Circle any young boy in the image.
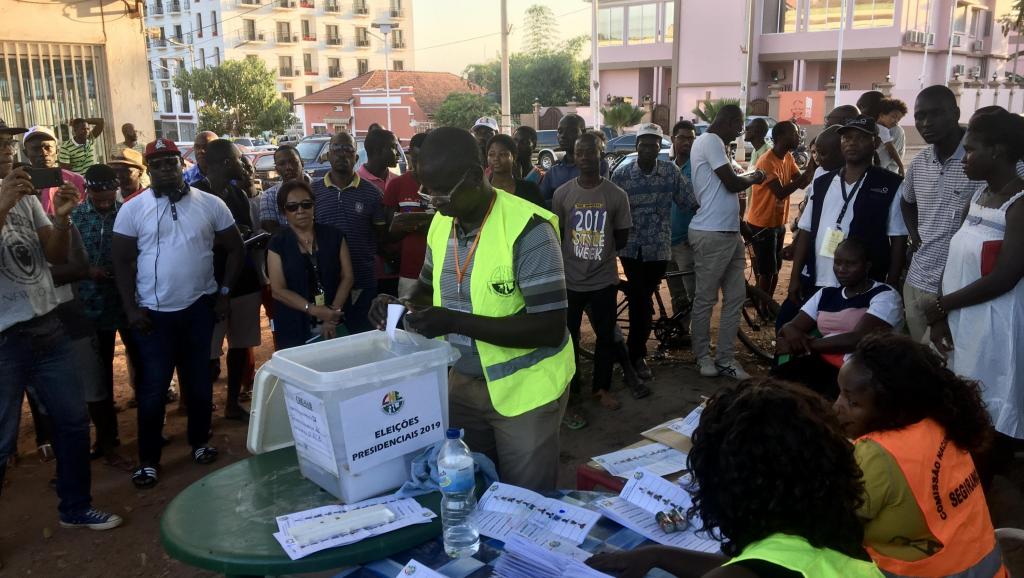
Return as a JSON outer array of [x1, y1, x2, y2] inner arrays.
[[875, 98, 907, 176]]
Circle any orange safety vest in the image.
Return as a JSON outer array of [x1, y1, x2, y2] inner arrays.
[[859, 419, 1007, 578]]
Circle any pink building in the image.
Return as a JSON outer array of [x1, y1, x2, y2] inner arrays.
[[597, 0, 1023, 127], [293, 70, 486, 142]]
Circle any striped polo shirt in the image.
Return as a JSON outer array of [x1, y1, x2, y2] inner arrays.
[[311, 172, 385, 290], [903, 138, 1024, 293], [58, 137, 96, 174], [418, 212, 568, 377]]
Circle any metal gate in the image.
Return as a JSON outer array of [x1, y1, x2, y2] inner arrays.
[[538, 107, 562, 130], [652, 104, 670, 133]]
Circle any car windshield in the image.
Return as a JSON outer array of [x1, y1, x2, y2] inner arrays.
[[296, 140, 326, 163], [254, 155, 276, 170]]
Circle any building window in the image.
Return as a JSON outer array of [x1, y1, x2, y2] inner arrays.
[[302, 19, 312, 38], [277, 21, 292, 42], [163, 89, 173, 113], [279, 55, 293, 75], [196, 13, 203, 37], [807, 0, 843, 31], [392, 29, 405, 48], [306, 85, 314, 95], [181, 88, 191, 113], [393, 60, 403, 71], [356, 27, 370, 47], [598, 6, 624, 46], [329, 57, 341, 77], [211, 11, 218, 35], [199, 48, 206, 67], [903, 0, 931, 32], [953, 5, 968, 34], [303, 52, 313, 73], [968, 8, 980, 37], [852, 0, 894, 29], [244, 19, 256, 41], [282, 92, 294, 105], [628, 4, 657, 45], [357, 58, 368, 75], [326, 24, 340, 44], [663, 1, 674, 42], [214, 47, 220, 65], [173, 24, 183, 42]]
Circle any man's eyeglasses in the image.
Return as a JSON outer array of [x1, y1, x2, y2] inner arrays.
[[417, 169, 470, 207], [284, 200, 314, 212]]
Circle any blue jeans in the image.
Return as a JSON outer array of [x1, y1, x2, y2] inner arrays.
[[0, 311, 92, 515], [133, 295, 216, 465], [343, 287, 377, 334]]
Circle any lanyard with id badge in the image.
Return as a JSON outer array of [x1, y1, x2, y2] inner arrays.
[[445, 198, 496, 348], [820, 171, 866, 259]]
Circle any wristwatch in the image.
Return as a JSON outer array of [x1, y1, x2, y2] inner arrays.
[[218, 286, 231, 296]]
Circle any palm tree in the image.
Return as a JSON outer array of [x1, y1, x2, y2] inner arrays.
[[691, 98, 741, 124], [601, 103, 645, 134]]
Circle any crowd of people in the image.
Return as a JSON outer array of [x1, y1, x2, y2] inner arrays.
[[0, 79, 1022, 577]]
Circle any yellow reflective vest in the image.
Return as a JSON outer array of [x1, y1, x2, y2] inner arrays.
[[426, 188, 573, 417], [726, 533, 884, 578]]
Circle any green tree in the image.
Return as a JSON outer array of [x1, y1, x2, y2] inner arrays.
[[433, 92, 499, 130], [601, 103, 645, 134], [692, 98, 742, 123], [523, 4, 558, 54], [174, 58, 295, 136], [1002, 1, 1024, 32], [462, 51, 590, 115]]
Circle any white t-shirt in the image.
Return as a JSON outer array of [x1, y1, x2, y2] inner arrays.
[[688, 132, 740, 232], [0, 194, 60, 332], [797, 173, 908, 287], [113, 188, 235, 312], [800, 281, 904, 329], [875, 125, 900, 173]]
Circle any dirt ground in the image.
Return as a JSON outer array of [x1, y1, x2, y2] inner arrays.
[[1, 192, 1021, 576]]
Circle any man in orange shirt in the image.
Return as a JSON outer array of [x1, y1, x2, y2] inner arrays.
[[745, 121, 814, 296]]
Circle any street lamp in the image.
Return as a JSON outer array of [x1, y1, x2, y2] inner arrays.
[[371, 21, 399, 131]]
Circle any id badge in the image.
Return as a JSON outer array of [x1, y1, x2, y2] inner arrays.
[[819, 227, 845, 259], [314, 293, 325, 307]]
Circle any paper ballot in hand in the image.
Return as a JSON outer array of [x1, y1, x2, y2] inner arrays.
[[386, 303, 406, 341]]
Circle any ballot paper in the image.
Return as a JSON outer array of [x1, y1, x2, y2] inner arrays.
[[475, 483, 601, 545], [273, 495, 435, 560], [593, 468, 719, 553], [667, 405, 703, 439], [395, 559, 446, 577], [591, 443, 687, 477], [386, 303, 405, 341], [492, 529, 613, 578]]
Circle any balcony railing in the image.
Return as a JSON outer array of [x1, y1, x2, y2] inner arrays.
[[238, 30, 265, 45], [148, 38, 167, 48], [356, 39, 370, 47], [150, 4, 164, 15], [303, 33, 317, 41], [275, 0, 295, 8], [299, 0, 314, 7], [328, 67, 343, 78], [353, 2, 368, 14], [279, 68, 296, 77], [157, 69, 170, 79], [304, 69, 318, 76], [391, 41, 405, 49], [238, 0, 262, 5], [390, 9, 404, 17], [167, 1, 181, 12], [324, 1, 339, 12], [277, 33, 298, 43], [326, 36, 341, 45]]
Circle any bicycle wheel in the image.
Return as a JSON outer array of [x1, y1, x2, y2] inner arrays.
[[738, 285, 780, 360]]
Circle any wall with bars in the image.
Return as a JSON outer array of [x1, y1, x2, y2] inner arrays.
[[0, 0, 153, 162]]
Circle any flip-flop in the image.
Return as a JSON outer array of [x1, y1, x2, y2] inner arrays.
[[562, 411, 588, 430], [131, 465, 158, 489]]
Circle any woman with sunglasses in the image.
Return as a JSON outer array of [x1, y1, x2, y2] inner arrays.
[[266, 180, 354, 349]]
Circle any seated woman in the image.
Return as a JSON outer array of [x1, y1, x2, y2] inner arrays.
[[775, 238, 902, 399], [587, 378, 883, 578], [486, 134, 545, 207], [266, 180, 354, 349], [836, 333, 1007, 578]]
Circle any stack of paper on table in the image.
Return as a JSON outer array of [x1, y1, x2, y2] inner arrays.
[[493, 527, 613, 578], [593, 468, 719, 553], [274, 494, 436, 560], [641, 404, 705, 453], [476, 482, 601, 545], [591, 442, 687, 478]]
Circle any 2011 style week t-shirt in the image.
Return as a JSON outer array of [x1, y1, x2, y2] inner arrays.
[[551, 177, 632, 291]]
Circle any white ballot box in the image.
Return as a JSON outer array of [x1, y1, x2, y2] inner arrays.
[[248, 330, 458, 502]]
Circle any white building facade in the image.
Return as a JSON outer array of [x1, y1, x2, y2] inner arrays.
[[145, 0, 413, 140]]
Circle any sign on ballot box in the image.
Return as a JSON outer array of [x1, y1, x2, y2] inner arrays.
[[339, 373, 445, 474]]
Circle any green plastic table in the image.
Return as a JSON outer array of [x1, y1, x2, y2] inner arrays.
[[160, 447, 442, 577]]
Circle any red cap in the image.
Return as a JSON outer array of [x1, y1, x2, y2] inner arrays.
[[144, 138, 182, 160]]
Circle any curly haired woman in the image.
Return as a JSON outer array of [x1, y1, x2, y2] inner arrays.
[[835, 333, 1007, 577], [587, 378, 883, 578]]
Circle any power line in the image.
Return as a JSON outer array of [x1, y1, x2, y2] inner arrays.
[[413, 6, 589, 53]]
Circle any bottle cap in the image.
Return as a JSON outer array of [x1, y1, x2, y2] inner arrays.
[[446, 428, 461, 440]]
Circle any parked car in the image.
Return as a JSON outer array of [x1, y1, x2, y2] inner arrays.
[[245, 151, 277, 187], [534, 129, 562, 171], [604, 134, 672, 163], [234, 137, 276, 152], [298, 136, 407, 180], [741, 116, 778, 160], [609, 150, 672, 176]]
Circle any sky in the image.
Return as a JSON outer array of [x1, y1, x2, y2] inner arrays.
[[411, 0, 593, 75]]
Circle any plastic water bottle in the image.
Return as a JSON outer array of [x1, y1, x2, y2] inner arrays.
[[437, 428, 479, 558]]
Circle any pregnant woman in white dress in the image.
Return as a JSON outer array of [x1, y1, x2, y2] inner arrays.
[[926, 108, 1024, 448]]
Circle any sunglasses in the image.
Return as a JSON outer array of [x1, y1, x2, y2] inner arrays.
[[284, 200, 314, 212], [417, 169, 470, 208]]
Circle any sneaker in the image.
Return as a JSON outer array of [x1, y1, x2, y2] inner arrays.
[[715, 360, 751, 380], [697, 357, 718, 377], [59, 508, 123, 531]]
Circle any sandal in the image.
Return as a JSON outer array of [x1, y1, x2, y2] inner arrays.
[[562, 409, 588, 430], [594, 391, 622, 411], [630, 382, 652, 400], [131, 465, 159, 489], [192, 446, 219, 465]]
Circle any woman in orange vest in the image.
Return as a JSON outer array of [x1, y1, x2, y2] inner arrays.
[[835, 332, 1007, 577]]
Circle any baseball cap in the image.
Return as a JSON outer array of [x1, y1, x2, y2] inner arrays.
[[838, 115, 878, 136], [84, 164, 119, 191], [108, 147, 146, 170], [0, 119, 27, 136], [23, 125, 57, 143], [472, 117, 498, 132], [144, 138, 182, 160], [636, 123, 665, 139]]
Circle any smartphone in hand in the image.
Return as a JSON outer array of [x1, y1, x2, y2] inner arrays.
[[28, 167, 63, 190]]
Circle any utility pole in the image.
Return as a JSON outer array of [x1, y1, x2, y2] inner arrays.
[[591, 0, 600, 129], [500, 0, 511, 133], [371, 21, 399, 131], [834, 0, 847, 105]]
